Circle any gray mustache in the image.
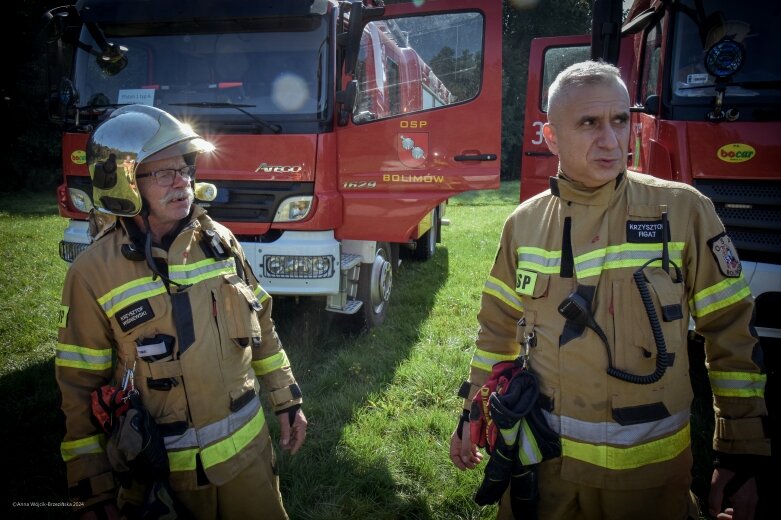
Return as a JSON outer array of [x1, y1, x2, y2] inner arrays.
[[160, 188, 194, 205]]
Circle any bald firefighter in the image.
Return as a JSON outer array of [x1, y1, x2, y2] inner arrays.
[[450, 61, 769, 520], [56, 105, 307, 519]]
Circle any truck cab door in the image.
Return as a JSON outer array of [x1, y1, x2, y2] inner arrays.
[[520, 35, 590, 201], [336, 0, 502, 243]]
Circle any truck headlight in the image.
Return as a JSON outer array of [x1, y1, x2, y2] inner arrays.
[[264, 255, 334, 279], [69, 188, 94, 213], [274, 196, 312, 222]]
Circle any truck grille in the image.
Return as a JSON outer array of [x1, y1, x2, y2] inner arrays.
[[202, 181, 313, 222], [693, 180, 781, 263]]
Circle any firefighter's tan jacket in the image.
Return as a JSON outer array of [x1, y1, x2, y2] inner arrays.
[[466, 171, 769, 489], [56, 205, 302, 508]]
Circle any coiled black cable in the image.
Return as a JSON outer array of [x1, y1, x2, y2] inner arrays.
[[606, 266, 671, 384]]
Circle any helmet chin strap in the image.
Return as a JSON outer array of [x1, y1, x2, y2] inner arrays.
[[140, 206, 183, 288]]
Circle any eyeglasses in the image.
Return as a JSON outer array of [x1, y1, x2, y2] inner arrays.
[[136, 165, 196, 187]]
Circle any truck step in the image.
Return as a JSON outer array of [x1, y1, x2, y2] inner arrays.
[[326, 298, 364, 315], [341, 253, 362, 271]]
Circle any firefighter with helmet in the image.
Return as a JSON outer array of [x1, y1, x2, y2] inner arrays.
[[56, 104, 307, 519], [450, 61, 769, 519]]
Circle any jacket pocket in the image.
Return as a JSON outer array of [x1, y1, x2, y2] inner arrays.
[[612, 267, 686, 377], [217, 274, 262, 352]]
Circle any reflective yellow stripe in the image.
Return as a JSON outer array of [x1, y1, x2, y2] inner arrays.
[[518, 418, 543, 465], [252, 350, 290, 376], [169, 258, 236, 285], [517, 246, 562, 275], [690, 276, 751, 318], [61, 433, 105, 461], [254, 285, 271, 304], [55, 344, 112, 371], [97, 277, 166, 318], [200, 406, 266, 469], [470, 348, 520, 373], [483, 276, 523, 312], [575, 243, 684, 279], [168, 448, 198, 472], [562, 423, 690, 470], [709, 370, 766, 398]]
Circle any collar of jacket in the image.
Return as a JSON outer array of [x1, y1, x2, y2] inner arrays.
[[118, 205, 207, 242], [549, 171, 626, 206]]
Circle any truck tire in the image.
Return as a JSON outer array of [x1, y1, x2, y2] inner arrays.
[[413, 208, 438, 261], [344, 242, 393, 332]]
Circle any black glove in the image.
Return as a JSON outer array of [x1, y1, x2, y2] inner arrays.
[[107, 394, 170, 484], [127, 394, 170, 482], [474, 435, 515, 506], [509, 460, 539, 520]]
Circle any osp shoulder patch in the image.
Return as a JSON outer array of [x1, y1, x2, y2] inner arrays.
[[708, 232, 742, 278], [626, 219, 670, 243], [115, 299, 155, 332], [58, 305, 69, 328], [516, 269, 538, 296]]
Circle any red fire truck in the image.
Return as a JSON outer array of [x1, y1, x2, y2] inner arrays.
[[521, 0, 780, 344], [44, 0, 502, 329]]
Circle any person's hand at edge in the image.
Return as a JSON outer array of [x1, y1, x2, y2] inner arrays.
[[277, 405, 307, 455], [450, 409, 483, 470]]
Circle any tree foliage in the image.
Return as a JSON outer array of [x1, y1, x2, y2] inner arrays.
[[502, 0, 591, 179]]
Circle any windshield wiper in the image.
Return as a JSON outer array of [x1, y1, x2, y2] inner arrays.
[[169, 102, 281, 134], [679, 80, 781, 91]]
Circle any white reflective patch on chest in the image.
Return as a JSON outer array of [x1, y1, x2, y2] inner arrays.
[[136, 341, 167, 358]]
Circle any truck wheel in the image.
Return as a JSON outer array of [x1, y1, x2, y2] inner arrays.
[[343, 242, 393, 332], [413, 208, 438, 261]]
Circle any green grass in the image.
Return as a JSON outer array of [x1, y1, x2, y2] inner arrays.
[[0, 182, 715, 519]]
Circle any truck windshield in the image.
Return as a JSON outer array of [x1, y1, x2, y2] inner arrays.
[[72, 19, 329, 126], [671, 0, 781, 103]]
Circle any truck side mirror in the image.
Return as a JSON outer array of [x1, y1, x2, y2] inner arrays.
[[644, 94, 659, 114], [336, 79, 358, 126], [40, 5, 76, 44]]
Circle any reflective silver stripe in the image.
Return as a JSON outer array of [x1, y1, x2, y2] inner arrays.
[[55, 344, 112, 370], [60, 434, 105, 461], [483, 276, 523, 311], [199, 394, 260, 447], [164, 394, 261, 451], [254, 285, 270, 304], [543, 408, 689, 446], [98, 277, 166, 318], [169, 258, 235, 284], [164, 428, 199, 450], [470, 349, 519, 372], [709, 370, 766, 398], [575, 244, 684, 279], [500, 422, 520, 445], [517, 250, 561, 273], [518, 418, 542, 465], [691, 277, 751, 318]]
